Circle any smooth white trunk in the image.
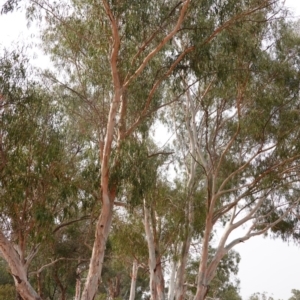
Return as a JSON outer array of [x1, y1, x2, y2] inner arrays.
[[174, 198, 193, 300], [174, 240, 190, 300], [129, 260, 139, 300], [167, 260, 177, 300], [194, 213, 213, 300], [144, 201, 165, 300]]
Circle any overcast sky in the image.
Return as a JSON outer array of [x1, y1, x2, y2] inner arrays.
[[1, 1, 300, 299]]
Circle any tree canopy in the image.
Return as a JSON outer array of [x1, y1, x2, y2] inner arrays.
[[1, 1, 300, 300]]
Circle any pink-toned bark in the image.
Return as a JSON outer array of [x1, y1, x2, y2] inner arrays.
[[81, 1, 192, 299], [0, 230, 41, 300], [81, 196, 115, 300]]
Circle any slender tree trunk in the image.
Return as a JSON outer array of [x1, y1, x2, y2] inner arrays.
[[129, 260, 139, 300], [81, 197, 114, 300], [108, 274, 121, 300], [37, 272, 43, 299], [144, 201, 165, 300], [174, 240, 190, 300], [194, 214, 213, 300], [0, 230, 42, 300], [144, 203, 158, 300], [155, 257, 165, 300], [53, 269, 66, 300], [175, 197, 193, 300], [74, 266, 81, 300], [167, 260, 176, 300]]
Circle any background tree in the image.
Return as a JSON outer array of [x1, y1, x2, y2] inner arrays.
[[288, 289, 300, 300], [0, 49, 94, 299], [248, 292, 282, 300], [0, 258, 15, 300], [166, 3, 300, 299]]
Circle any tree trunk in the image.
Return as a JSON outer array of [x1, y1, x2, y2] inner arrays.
[[108, 274, 121, 300], [174, 197, 193, 300], [144, 201, 165, 300], [37, 272, 43, 299], [81, 196, 114, 300], [154, 257, 165, 300], [74, 266, 81, 300], [167, 260, 176, 300], [194, 285, 209, 300], [129, 260, 139, 300], [174, 240, 190, 300], [193, 213, 213, 300], [0, 230, 42, 300], [53, 269, 66, 300], [0, 231, 41, 300]]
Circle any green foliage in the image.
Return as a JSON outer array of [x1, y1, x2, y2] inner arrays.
[[0, 258, 14, 299], [0, 284, 15, 300], [0, 51, 82, 243], [28, 219, 94, 300], [185, 249, 242, 299], [113, 139, 156, 204], [248, 292, 281, 300], [0, 259, 13, 286], [289, 289, 300, 300]]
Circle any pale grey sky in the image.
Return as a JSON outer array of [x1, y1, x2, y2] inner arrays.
[[1, 1, 300, 300]]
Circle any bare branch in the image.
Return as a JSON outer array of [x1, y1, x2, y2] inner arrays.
[[29, 258, 89, 276], [53, 216, 90, 234]]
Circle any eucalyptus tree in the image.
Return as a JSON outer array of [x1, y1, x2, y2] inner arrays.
[[28, 0, 195, 298], [27, 218, 95, 300], [288, 289, 300, 300], [26, 1, 282, 299], [248, 292, 280, 300], [183, 250, 242, 300], [0, 50, 93, 299], [168, 7, 300, 300]]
